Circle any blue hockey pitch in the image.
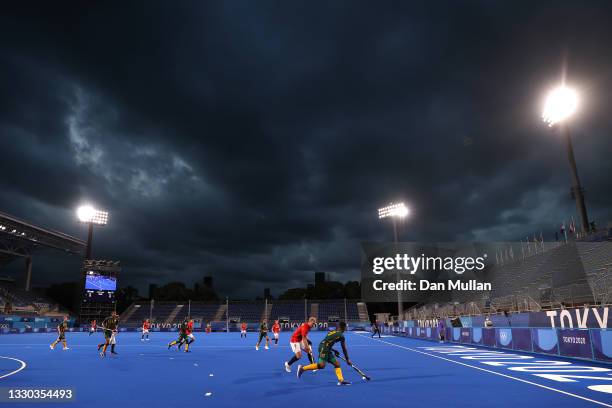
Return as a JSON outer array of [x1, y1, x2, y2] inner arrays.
[[1, 331, 611, 407]]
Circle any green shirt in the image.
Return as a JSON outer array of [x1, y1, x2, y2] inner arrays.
[[259, 322, 267, 333], [57, 321, 67, 333], [319, 329, 345, 352], [103, 317, 118, 331]]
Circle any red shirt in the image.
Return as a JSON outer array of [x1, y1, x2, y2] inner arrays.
[[272, 323, 280, 333], [186, 321, 193, 335], [91, 320, 97, 328], [290, 323, 310, 343], [241, 323, 247, 330], [143, 321, 150, 330]]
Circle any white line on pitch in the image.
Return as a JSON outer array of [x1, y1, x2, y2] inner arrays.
[[355, 333, 612, 408], [0, 356, 27, 379]]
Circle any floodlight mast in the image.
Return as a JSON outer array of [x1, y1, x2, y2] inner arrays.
[[77, 205, 109, 259], [378, 202, 409, 319], [542, 86, 590, 233]]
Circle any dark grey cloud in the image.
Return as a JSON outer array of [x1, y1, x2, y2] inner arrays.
[[1, 1, 611, 297]]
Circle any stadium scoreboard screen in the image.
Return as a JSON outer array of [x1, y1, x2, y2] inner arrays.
[[81, 260, 120, 303]]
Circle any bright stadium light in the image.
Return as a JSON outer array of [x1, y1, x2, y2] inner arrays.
[[540, 82, 590, 234], [542, 85, 578, 127], [378, 202, 409, 219], [377, 201, 410, 319], [77, 205, 109, 226], [76, 204, 109, 259]]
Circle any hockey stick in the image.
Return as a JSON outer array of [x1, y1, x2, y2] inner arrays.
[[332, 350, 371, 380]]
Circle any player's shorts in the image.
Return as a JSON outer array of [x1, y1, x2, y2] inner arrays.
[[258, 332, 267, 342], [273, 332, 279, 339], [241, 329, 246, 334], [178, 332, 188, 341], [104, 330, 117, 344], [317, 348, 337, 365], [57, 333, 66, 341], [290, 342, 302, 353], [187, 333, 195, 340], [142, 329, 149, 334]]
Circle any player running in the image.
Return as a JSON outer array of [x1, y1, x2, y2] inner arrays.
[[297, 321, 352, 385], [178, 317, 195, 352], [50, 316, 69, 350], [272, 320, 281, 345], [98, 311, 119, 357], [284, 317, 316, 372], [255, 319, 269, 350], [168, 318, 189, 351], [89, 319, 97, 336], [141, 319, 151, 341], [240, 321, 247, 338]]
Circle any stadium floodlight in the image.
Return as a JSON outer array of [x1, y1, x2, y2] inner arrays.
[[540, 83, 590, 234], [377, 202, 410, 320], [542, 85, 578, 127], [77, 205, 109, 225], [76, 204, 109, 259], [378, 202, 409, 219]]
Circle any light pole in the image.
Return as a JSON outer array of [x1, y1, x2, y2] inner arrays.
[[542, 85, 590, 234], [77, 205, 109, 259], [378, 202, 409, 319]]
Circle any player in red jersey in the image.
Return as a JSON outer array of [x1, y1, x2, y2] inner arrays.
[[272, 320, 281, 345], [240, 322, 247, 338], [141, 319, 151, 341], [89, 319, 97, 336], [284, 317, 317, 372]]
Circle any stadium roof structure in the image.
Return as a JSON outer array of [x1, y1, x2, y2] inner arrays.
[[0, 210, 85, 267]]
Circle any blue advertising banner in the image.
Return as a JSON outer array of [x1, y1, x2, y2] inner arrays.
[[557, 329, 592, 359], [472, 328, 483, 345], [511, 328, 532, 351], [483, 328, 496, 347], [532, 328, 559, 355], [460, 328, 471, 343], [592, 329, 612, 362], [496, 328, 513, 349]]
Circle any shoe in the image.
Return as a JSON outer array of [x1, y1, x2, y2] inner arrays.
[[312, 369, 318, 373], [168, 343, 172, 350], [255, 345, 259, 351], [49, 345, 54, 350], [63, 347, 69, 351], [100, 352, 105, 358], [141, 339, 144, 341], [146, 338, 150, 341], [264, 345, 269, 350], [337, 381, 351, 386], [297, 365, 304, 379], [284, 362, 291, 373]]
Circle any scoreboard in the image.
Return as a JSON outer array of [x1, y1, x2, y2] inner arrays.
[[81, 260, 120, 303]]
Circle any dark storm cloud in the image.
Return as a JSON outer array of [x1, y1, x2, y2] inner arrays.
[[1, 1, 612, 297]]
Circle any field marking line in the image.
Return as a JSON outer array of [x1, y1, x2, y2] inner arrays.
[[0, 356, 27, 379], [354, 333, 612, 408]]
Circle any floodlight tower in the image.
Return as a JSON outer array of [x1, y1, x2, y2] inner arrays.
[[77, 205, 109, 259], [542, 85, 590, 234], [378, 202, 409, 318]]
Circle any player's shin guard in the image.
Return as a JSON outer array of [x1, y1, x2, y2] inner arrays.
[[334, 368, 344, 382], [287, 355, 299, 366], [307, 352, 315, 364], [302, 363, 319, 372]]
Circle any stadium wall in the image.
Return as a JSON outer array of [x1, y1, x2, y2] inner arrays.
[[386, 308, 612, 364]]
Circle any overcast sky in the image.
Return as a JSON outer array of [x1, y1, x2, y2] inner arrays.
[[1, 1, 611, 298]]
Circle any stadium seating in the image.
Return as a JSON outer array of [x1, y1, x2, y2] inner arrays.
[[405, 239, 612, 321], [121, 299, 368, 326]]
